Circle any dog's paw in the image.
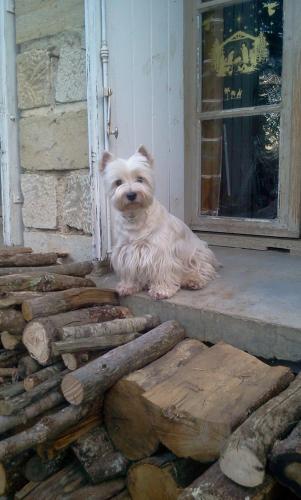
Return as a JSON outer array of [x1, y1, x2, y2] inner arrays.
[[116, 282, 141, 297], [148, 286, 179, 300], [181, 278, 205, 290]]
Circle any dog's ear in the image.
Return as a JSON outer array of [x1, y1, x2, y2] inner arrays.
[[99, 151, 114, 172], [136, 145, 154, 166]]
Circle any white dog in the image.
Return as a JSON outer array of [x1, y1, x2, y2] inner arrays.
[[100, 146, 219, 299]]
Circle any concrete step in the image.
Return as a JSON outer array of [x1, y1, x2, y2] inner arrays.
[[92, 247, 301, 362]]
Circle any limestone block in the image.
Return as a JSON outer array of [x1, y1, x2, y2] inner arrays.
[[62, 174, 91, 234], [17, 49, 57, 109], [16, 0, 84, 44], [24, 231, 92, 262], [20, 108, 88, 171], [21, 174, 58, 229], [56, 46, 86, 103]]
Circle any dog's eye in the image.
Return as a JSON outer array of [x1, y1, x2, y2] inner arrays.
[[136, 176, 144, 183], [115, 179, 123, 187]]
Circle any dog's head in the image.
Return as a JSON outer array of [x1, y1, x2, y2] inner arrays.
[[99, 145, 154, 212]]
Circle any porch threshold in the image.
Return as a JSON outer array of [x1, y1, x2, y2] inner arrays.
[[92, 247, 301, 362]]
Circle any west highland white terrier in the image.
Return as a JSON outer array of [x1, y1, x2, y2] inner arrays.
[[100, 146, 219, 300]]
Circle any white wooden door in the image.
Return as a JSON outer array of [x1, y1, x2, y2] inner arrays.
[[106, 0, 184, 218]]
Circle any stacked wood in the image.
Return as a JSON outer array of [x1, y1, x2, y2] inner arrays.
[[23, 305, 132, 364], [18, 355, 40, 378], [0, 307, 25, 333], [105, 339, 208, 460], [0, 247, 32, 256], [139, 343, 293, 461], [22, 287, 119, 320], [0, 451, 32, 496], [62, 352, 101, 371], [219, 373, 301, 487], [178, 462, 281, 500], [64, 478, 126, 500], [269, 420, 301, 497], [0, 252, 58, 267], [0, 272, 95, 292], [24, 362, 64, 391], [25, 451, 68, 481], [53, 331, 141, 354], [61, 320, 186, 405], [1, 331, 23, 350], [0, 291, 46, 309], [72, 426, 128, 483], [0, 349, 22, 367], [127, 452, 206, 500], [0, 260, 93, 277]]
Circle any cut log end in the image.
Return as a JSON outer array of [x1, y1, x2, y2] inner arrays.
[[0, 463, 6, 496], [61, 374, 84, 405], [23, 321, 51, 365], [285, 462, 301, 483], [220, 443, 265, 488]]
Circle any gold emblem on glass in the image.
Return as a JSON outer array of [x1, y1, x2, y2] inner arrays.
[[263, 2, 279, 16], [210, 31, 269, 77]]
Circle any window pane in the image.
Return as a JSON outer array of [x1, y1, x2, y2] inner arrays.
[[198, 0, 283, 112], [200, 113, 280, 219]]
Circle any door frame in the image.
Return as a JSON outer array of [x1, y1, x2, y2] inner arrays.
[[0, 0, 23, 246]]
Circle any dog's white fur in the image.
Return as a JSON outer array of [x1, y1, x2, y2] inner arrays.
[[100, 146, 219, 299]]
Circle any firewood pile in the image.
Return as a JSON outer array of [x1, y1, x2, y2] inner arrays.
[[0, 246, 299, 499]]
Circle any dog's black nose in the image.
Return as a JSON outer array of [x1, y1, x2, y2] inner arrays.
[[127, 192, 137, 201]]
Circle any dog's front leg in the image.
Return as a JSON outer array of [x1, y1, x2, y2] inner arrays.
[[116, 280, 142, 297], [148, 281, 180, 300]]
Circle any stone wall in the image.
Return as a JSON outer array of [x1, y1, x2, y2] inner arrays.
[[16, 0, 92, 261]]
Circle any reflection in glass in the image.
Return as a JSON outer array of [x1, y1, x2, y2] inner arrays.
[[200, 114, 280, 219], [199, 0, 283, 111]]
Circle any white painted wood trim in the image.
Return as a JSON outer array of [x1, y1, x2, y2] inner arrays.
[[85, 0, 108, 260], [0, 0, 23, 246]]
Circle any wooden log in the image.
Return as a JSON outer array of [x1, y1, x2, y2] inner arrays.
[[0, 367, 18, 378], [104, 339, 208, 460], [1, 331, 23, 350], [178, 462, 280, 500], [15, 480, 40, 500], [0, 451, 32, 496], [53, 331, 141, 354], [0, 349, 21, 367], [22, 287, 119, 321], [64, 479, 126, 500], [0, 246, 32, 256], [72, 426, 128, 483], [112, 491, 131, 500], [0, 291, 45, 309], [0, 308, 25, 333], [20, 462, 87, 500], [62, 320, 186, 405], [142, 343, 294, 462], [127, 452, 206, 500], [23, 305, 132, 365], [219, 372, 301, 488], [62, 351, 101, 370], [269, 420, 301, 497], [0, 272, 95, 292], [24, 362, 64, 391], [0, 380, 24, 399], [0, 400, 100, 461], [0, 252, 58, 267], [17, 355, 40, 378], [0, 260, 93, 277], [37, 413, 101, 459], [61, 314, 160, 340], [25, 451, 68, 482], [0, 370, 67, 416]]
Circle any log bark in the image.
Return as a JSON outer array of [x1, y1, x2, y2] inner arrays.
[[0, 380, 24, 398], [22, 287, 119, 321], [25, 451, 68, 482], [0, 246, 32, 256], [0, 370, 67, 415], [62, 352, 101, 370], [0, 367, 18, 377], [0, 272, 95, 292], [127, 452, 205, 500], [61, 314, 160, 340], [0, 252, 58, 267], [17, 355, 40, 378], [24, 362, 64, 391], [62, 320, 186, 405], [0, 291, 45, 309], [0, 349, 21, 367], [53, 331, 141, 354], [269, 420, 301, 497], [0, 389, 64, 434], [104, 339, 207, 460], [0, 260, 93, 277], [0, 451, 32, 496], [1, 331, 23, 350], [15, 481, 40, 500], [64, 479, 126, 500], [142, 342, 294, 462], [178, 462, 280, 500], [219, 372, 301, 488], [0, 308, 25, 333], [19, 462, 87, 500], [0, 400, 100, 461], [23, 305, 132, 365], [72, 426, 128, 483]]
